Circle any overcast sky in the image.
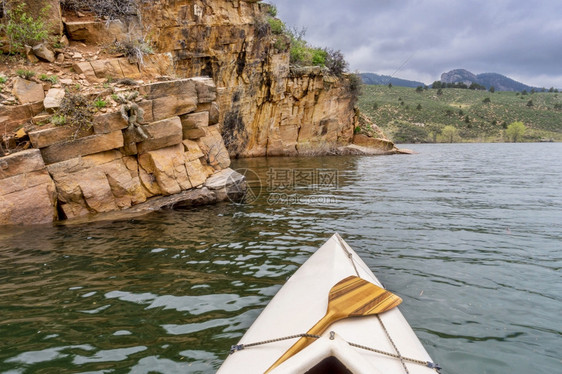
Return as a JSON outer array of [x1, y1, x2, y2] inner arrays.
[[270, 0, 562, 88]]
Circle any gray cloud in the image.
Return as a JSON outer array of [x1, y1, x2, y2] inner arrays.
[[271, 0, 562, 88]]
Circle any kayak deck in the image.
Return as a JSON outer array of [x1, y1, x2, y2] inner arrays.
[[218, 233, 439, 374]]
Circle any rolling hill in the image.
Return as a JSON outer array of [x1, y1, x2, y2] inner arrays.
[[357, 84, 562, 143]]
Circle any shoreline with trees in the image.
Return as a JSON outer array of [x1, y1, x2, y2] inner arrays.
[[357, 84, 562, 144]]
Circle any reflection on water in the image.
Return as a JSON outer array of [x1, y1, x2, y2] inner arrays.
[[1, 143, 561, 374]]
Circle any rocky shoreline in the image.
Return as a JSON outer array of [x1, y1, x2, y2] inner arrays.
[[54, 167, 247, 226], [0, 77, 242, 225]]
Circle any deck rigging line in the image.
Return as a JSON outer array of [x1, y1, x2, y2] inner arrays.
[[230, 333, 321, 354], [338, 234, 414, 373], [229, 331, 441, 373], [336, 233, 360, 277], [376, 314, 410, 373]]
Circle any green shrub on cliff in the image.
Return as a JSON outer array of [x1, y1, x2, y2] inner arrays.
[[287, 29, 324, 67], [285, 29, 349, 76], [311, 48, 327, 66], [268, 18, 285, 35], [288, 31, 308, 64], [1, 3, 51, 54], [259, 4, 350, 75], [266, 4, 278, 17]]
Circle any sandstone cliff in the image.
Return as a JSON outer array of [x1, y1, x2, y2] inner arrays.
[[109, 0, 363, 157], [0, 0, 397, 225]]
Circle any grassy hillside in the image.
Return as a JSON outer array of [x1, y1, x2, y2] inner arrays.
[[357, 85, 562, 143]]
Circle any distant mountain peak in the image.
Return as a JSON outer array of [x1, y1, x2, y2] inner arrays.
[[359, 73, 425, 88], [440, 69, 538, 92], [440, 69, 477, 86], [361, 70, 547, 92]]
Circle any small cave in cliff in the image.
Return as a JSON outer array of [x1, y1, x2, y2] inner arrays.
[[55, 201, 68, 222]]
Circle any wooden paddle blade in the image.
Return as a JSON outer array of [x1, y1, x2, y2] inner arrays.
[[329, 276, 402, 317], [265, 276, 401, 373]]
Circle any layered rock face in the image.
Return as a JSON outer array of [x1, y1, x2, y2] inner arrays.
[[139, 0, 358, 157], [0, 78, 237, 224]]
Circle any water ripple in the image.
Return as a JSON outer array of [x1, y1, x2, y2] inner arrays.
[[1, 144, 561, 374], [104, 291, 264, 315]]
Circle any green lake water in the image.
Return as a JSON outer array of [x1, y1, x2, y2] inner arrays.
[[1, 143, 560, 373]]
